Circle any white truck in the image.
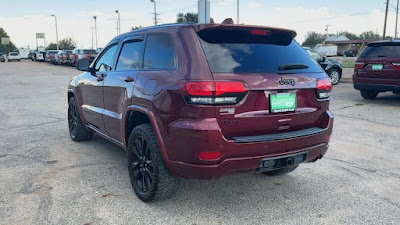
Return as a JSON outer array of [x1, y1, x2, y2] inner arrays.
[[314, 45, 337, 57], [18, 48, 30, 59]]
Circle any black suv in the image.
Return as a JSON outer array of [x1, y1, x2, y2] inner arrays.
[[304, 47, 343, 85]]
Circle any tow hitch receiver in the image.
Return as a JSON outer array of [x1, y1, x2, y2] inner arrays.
[[258, 152, 307, 172]]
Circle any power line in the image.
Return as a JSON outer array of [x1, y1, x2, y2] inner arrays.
[[293, 10, 385, 24]]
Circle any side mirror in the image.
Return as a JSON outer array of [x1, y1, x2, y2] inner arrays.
[[319, 56, 326, 62], [77, 59, 91, 72]]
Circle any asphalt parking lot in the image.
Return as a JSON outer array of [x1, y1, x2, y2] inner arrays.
[[1, 61, 399, 225]]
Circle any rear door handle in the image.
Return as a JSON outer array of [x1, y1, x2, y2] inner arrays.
[[124, 76, 135, 82]]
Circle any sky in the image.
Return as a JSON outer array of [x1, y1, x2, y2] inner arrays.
[[0, 0, 397, 49]]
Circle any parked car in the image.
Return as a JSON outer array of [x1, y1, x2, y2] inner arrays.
[[7, 52, 21, 61], [0, 53, 5, 62], [61, 50, 73, 65], [70, 49, 98, 67], [46, 50, 59, 62], [53, 50, 65, 65], [28, 52, 33, 60], [304, 47, 343, 85], [344, 49, 358, 57], [353, 40, 400, 99], [69, 22, 333, 202], [33, 51, 46, 61]]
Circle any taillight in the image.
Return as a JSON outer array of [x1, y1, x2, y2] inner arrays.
[[355, 62, 365, 69], [180, 81, 247, 105], [74, 54, 78, 60], [87, 53, 91, 60], [392, 62, 400, 69], [316, 78, 332, 99]]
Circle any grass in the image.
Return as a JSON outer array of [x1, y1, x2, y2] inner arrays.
[[341, 61, 355, 68]]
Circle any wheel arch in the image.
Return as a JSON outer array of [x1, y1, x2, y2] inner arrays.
[[124, 106, 172, 169]]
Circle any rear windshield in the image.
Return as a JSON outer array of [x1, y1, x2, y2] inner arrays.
[[198, 29, 322, 73], [10, 53, 18, 56], [359, 44, 400, 58], [84, 50, 97, 54]]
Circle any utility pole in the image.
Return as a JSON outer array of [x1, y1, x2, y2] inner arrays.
[[150, 0, 158, 25], [90, 27, 94, 50], [115, 10, 120, 35], [237, 0, 240, 24], [383, 0, 389, 39], [51, 15, 59, 50], [93, 16, 98, 49], [325, 25, 330, 38], [396, 0, 399, 38]]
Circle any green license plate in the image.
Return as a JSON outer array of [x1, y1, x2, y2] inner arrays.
[[372, 64, 383, 70], [270, 93, 297, 113]]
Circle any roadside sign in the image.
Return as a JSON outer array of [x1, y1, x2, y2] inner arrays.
[[36, 33, 45, 39], [1, 37, 10, 45]]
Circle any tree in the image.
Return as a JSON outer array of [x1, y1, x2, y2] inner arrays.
[[131, 26, 143, 30], [58, 37, 76, 50], [47, 43, 58, 50], [302, 31, 328, 48], [337, 30, 358, 40], [0, 27, 17, 54], [359, 31, 381, 39], [176, 12, 214, 23]]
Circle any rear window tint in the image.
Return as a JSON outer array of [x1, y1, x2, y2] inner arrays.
[[10, 53, 18, 56], [198, 29, 322, 73], [359, 44, 400, 58]]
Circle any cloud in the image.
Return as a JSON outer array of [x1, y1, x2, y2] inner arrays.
[[248, 2, 262, 8], [87, 10, 103, 17]]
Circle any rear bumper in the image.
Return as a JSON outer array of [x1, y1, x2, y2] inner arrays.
[[169, 142, 329, 179], [353, 74, 400, 92], [354, 83, 400, 93], [166, 110, 333, 180]]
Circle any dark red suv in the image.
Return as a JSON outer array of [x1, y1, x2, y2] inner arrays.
[[68, 22, 333, 202], [354, 40, 400, 99]]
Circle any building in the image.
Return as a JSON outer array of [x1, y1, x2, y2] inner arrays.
[[324, 36, 381, 56]]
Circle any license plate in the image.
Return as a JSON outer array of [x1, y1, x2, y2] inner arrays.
[[372, 64, 383, 70], [270, 93, 296, 113]]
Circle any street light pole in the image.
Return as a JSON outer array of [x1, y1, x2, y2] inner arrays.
[[90, 27, 94, 50], [150, 0, 157, 25], [93, 16, 98, 49], [396, 0, 399, 38], [115, 10, 120, 35], [51, 15, 59, 50], [237, 0, 239, 24]]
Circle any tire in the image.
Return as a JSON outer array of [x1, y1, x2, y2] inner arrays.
[[128, 124, 180, 202], [68, 97, 93, 141], [262, 165, 299, 176], [328, 68, 341, 85], [361, 90, 378, 100]]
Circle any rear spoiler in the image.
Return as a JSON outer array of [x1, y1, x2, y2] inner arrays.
[[193, 24, 297, 39], [196, 24, 296, 46]]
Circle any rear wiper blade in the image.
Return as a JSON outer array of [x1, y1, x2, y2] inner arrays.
[[278, 64, 309, 71]]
